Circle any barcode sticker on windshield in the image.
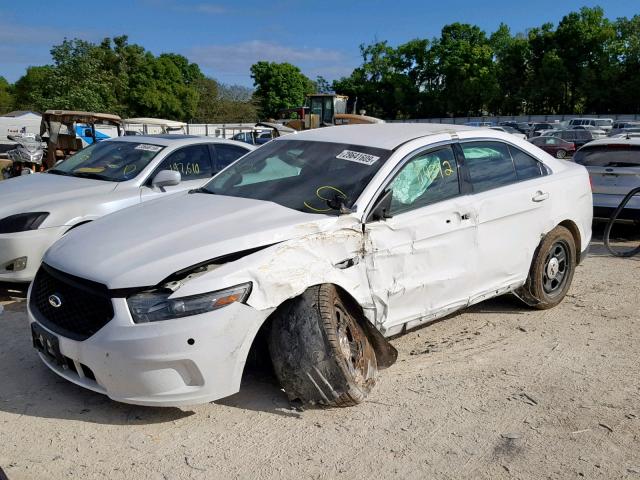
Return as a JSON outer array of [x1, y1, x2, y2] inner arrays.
[[135, 144, 162, 152], [336, 150, 380, 165]]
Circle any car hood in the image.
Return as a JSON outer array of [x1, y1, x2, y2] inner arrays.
[[45, 192, 338, 289], [0, 173, 116, 223]]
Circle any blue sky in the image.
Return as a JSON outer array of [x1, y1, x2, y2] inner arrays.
[[0, 0, 637, 87]]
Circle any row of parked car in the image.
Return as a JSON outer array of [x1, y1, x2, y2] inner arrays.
[[0, 122, 635, 410]]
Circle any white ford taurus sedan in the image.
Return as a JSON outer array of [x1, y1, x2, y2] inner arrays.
[[28, 124, 592, 407], [0, 135, 253, 282]]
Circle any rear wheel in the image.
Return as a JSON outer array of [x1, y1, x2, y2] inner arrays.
[[556, 149, 567, 159], [516, 226, 576, 309], [268, 284, 378, 407]]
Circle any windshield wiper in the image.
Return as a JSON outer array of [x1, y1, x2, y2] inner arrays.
[[326, 192, 352, 214], [47, 169, 71, 176], [189, 187, 215, 194], [71, 172, 113, 181]]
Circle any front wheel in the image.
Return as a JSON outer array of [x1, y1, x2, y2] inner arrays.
[[556, 149, 567, 159], [516, 225, 576, 309], [268, 284, 378, 407]]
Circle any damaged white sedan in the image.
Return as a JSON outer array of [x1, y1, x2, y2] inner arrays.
[[28, 124, 592, 407]]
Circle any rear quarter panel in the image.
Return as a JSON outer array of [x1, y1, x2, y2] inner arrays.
[[545, 159, 593, 253]]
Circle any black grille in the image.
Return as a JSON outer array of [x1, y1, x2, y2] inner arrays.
[[30, 264, 114, 341]]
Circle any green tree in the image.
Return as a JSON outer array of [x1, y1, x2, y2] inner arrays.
[[13, 65, 56, 112], [0, 76, 14, 114], [314, 75, 333, 93], [250, 61, 314, 118], [434, 23, 499, 116], [614, 15, 640, 112], [490, 25, 529, 114], [555, 6, 617, 113]]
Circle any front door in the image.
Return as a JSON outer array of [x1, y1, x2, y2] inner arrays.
[[364, 144, 476, 336]]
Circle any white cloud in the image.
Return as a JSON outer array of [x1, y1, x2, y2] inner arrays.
[[189, 40, 353, 83], [137, 0, 228, 14], [190, 3, 227, 14]]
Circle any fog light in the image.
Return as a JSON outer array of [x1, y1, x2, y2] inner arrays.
[[4, 256, 27, 272]]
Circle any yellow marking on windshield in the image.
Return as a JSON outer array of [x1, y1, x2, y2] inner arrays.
[[304, 186, 348, 212]]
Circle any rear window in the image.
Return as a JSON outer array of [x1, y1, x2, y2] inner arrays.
[[574, 145, 640, 167]]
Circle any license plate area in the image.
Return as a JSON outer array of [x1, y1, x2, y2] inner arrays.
[[31, 323, 65, 367]]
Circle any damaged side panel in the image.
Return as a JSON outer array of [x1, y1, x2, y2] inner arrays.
[[362, 195, 478, 336], [171, 216, 376, 320]]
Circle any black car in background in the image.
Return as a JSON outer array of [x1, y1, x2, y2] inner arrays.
[[529, 123, 556, 137], [499, 121, 529, 134]]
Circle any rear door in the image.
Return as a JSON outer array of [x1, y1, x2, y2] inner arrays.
[[211, 144, 252, 173], [458, 140, 553, 302], [140, 143, 214, 201]]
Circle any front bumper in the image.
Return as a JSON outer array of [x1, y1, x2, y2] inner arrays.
[[0, 227, 66, 282], [28, 296, 272, 407]]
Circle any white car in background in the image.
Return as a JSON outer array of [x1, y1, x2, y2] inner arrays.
[[28, 124, 592, 408], [0, 135, 254, 282]]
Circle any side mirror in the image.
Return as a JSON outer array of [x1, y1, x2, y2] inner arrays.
[[152, 169, 181, 190], [84, 128, 93, 137], [367, 189, 394, 222]]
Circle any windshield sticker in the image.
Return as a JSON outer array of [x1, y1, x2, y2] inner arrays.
[[135, 144, 162, 152], [336, 150, 380, 166]]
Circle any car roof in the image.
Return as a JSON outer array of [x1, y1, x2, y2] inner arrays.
[[278, 123, 478, 150], [579, 137, 640, 148], [105, 134, 255, 149]]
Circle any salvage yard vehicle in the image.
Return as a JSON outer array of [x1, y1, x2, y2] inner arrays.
[[551, 129, 596, 149], [0, 135, 254, 282], [27, 124, 592, 408], [40, 110, 124, 169], [574, 137, 640, 221], [529, 135, 576, 159]]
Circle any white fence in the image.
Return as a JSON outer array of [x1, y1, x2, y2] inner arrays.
[[388, 114, 640, 125], [124, 122, 257, 139]]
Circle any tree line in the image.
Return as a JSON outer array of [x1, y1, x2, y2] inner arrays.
[[1, 6, 639, 121], [0, 36, 258, 123], [332, 6, 640, 119]]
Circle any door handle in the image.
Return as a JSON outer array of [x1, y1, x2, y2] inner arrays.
[[532, 191, 549, 202]]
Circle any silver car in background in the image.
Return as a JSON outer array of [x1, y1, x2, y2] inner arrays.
[[0, 135, 254, 282], [574, 137, 640, 221]]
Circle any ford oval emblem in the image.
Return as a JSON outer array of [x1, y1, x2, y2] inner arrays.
[[48, 294, 63, 308]]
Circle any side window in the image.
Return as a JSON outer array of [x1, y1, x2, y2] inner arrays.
[[215, 145, 250, 171], [461, 141, 517, 193], [388, 146, 460, 215], [508, 146, 543, 181], [155, 144, 212, 180]]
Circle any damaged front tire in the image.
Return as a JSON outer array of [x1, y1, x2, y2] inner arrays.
[[268, 284, 378, 407]]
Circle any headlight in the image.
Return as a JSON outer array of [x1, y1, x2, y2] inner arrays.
[[127, 283, 252, 323], [0, 212, 49, 234]]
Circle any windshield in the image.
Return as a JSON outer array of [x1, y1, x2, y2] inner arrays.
[[202, 140, 392, 214], [574, 145, 640, 167], [48, 141, 165, 182]]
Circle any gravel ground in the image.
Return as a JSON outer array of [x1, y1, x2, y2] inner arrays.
[[0, 225, 639, 480]]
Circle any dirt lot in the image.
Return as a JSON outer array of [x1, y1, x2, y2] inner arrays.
[[1, 226, 639, 480]]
